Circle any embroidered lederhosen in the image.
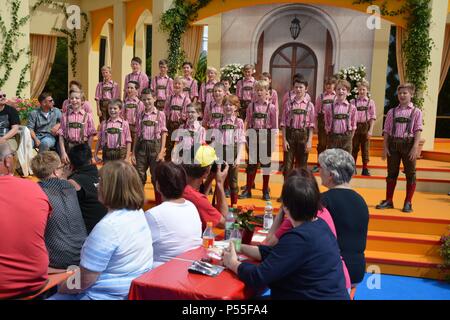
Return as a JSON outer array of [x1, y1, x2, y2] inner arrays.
[[238, 81, 254, 120], [155, 76, 169, 111], [317, 93, 335, 155], [202, 85, 214, 113], [220, 117, 240, 193], [328, 102, 352, 153], [65, 112, 88, 151], [165, 95, 187, 161], [352, 99, 372, 164], [387, 106, 417, 183], [183, 79, 195, 100], [103, 121, 126, 161], [247, 102, 272, 172], [135, 110, 162, 185], [100, 83, 114, 121]]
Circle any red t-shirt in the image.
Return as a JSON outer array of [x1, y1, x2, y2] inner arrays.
[[183, 185, 222, 230], [0, 176, 51, 299]]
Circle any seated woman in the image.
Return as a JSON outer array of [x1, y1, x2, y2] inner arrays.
[[49, 161, 153, 300], [31, 151, 87, 269], [145, 162, 202, 268], [223, 173, 349, 300], [318, 148, 369, 287]]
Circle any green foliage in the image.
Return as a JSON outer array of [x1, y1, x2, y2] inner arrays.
[[43, 37, 68, 106], [353, 0, 433, 110], [220, 63, 244, 94], [160, 0, 212, 78], [439, 231, 450, 282], [194, 50, 207, 84], [234, 205, 262, 232]]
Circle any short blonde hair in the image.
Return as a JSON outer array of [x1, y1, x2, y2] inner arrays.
[[357, 80, 370, 89], [101, 66, 112, 72], [206, 66, 218, 75], [335, 79, 351, 92], [173, 76, 186, 86], [243, 64, 254, 71], [99, 160, 144, 210], [223, 94, 240, 111], [31, 151, 61, 179], [69, 89, 86, 102], [397, 83, 415, 95], [254, 80, 269, 91]]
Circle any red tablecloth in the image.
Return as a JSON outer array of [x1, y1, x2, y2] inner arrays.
[[128, 246, 256, 300]]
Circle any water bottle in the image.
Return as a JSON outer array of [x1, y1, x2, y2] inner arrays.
[[230, 223, 242, 252], [202, 221, 215, 248], [224, 207, 235, 240], [263, 201, 273, 231]]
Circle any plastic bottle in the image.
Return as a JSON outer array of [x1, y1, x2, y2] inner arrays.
[[230, 223, 242, 252], [263, 201, 273, 231], [202, 221, 215, 248], [224, 207, 236, 240]]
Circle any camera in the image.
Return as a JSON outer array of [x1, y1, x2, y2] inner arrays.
[[210, 161, 227, 173]]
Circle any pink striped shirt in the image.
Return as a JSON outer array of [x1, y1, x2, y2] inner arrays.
[[176, 121, 206, 149], [135, 107, 168, 141], [236, 77, 256, 101], [324, 100, 357, 134], [123, 72, 150, 98], [352, 97, 376, 123], [199, 80, 218, 106], [62, 100, 92, 114], [383, 103, 423, 138], [315, 91, 336, 115], [280, 96, 316, 130], [58, 109, 96, 143], [151, 75, 173, 101], [217, 115, 246, 146], [282, 90, 311, 108], [269, 89, 279, 110], [95, 80, 120, 101], [183, 76, 199, 100], [99, 118, 132, 149], [202, 100, 223, 129], [246, 100, 278, 130], [122, 97, 144, 126], [164, 93, 191, 123]]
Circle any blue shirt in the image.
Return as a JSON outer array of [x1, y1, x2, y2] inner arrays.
[[80, 208, 153, 300], [238, 218, 349, 300]]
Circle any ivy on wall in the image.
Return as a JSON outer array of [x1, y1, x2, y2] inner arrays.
[[0, 0, 89, 97], [353, 0, 433, 110], [160, 0, 212, 78]]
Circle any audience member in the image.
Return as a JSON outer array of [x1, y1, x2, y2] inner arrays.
[[0, 89, 20, 151], [0, 142, 51, 299], [31, 151, 87, 269], [145, 162, 202, 268]]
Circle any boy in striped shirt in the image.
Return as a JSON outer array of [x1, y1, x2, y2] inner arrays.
[[95, 66, 120, 122], [236, 64, 256, 120], [152, 59, 174, 111], [182, 61, 199, 103], [123, 81, 145, 151], [199, 66, 218, 113], [123, 57, 149, 99]]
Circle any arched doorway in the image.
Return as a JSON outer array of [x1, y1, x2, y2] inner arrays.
[[270, 42, 318, 104]]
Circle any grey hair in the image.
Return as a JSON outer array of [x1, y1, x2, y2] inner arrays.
[[318, 148, 355, 185], [0, 142, 12, 161]]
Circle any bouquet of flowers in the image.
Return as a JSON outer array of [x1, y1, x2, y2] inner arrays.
[[234, 205, 262, 232], [220, 63, 244, 94], [337, 65, 367, 101], [13, 98, 40, 122]]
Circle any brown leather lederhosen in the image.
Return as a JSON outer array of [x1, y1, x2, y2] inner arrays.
[[352, 99, 372, 164], [124, 101, 139, 151], [238, 81, 254, 120], [219, 117, 240, 194], [102, 121, 127, 162], [155, 76, 169, 111], [165, 95, 187, 161], [284, 101, 312, 174], [317, 93, 335, 155], [247, 102, 272, 175], [387, 106, 417, 184], [65, 112, 88, 152], [183, 79, 195, 100], [327, 102, 352, 154], [99, 84, 113, 122], [134, 110, 162, 185]]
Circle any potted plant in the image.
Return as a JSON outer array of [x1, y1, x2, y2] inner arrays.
[[439, 231, 450, 282], [234, 205, 262, 244], [12, 98, 40, 125]]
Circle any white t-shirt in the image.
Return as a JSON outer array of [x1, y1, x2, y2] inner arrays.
[[145, 200, 202, 268]]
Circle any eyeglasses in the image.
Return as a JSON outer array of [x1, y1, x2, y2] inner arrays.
[[0, 94, 6, 98]]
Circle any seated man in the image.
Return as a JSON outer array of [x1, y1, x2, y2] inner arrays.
[[27, 92, 61, 153], [182, 145, 228, 230], [0, 89, 20, 151], [0, 142, 51, 299]]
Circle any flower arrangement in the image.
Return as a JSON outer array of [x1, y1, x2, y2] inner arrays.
[[220, 63, 244, 94], [337, 65, 367, 101], [13, 98, 40, 122], [439, 232, 450, 282], [234, 205, 262, 232]]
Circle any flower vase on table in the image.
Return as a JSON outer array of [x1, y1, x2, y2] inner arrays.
[[234, 205, 261, 245]]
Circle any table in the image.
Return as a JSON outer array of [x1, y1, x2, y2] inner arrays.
[[128, 246, 256, 300]]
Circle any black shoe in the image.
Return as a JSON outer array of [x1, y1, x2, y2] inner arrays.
[[262, 190, 271, 201], [361, 168, 371, 176], [376, 200, 394, 209], [225, 188, 230, 198], [276, 197, 281, 203], [239, 189, 252, 199], [402, 202, 413, 213], [241, 183, 256, 191]]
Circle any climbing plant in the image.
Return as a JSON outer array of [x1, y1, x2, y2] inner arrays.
[[353, 0, 433, 109], [160, 0, 212, 78]]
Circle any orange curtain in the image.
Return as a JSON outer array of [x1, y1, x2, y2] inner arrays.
[[182, 26, 204, 66], [30, 34, 57, 98], [396, 26, 406, 84], [439, 24, 450, 91]]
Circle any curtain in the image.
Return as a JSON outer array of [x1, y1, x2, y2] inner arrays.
[[30, 34, 57, 98], [439, 24, 450, 91], [396, 26, 406, 84], [182, 26, 203, 67]]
